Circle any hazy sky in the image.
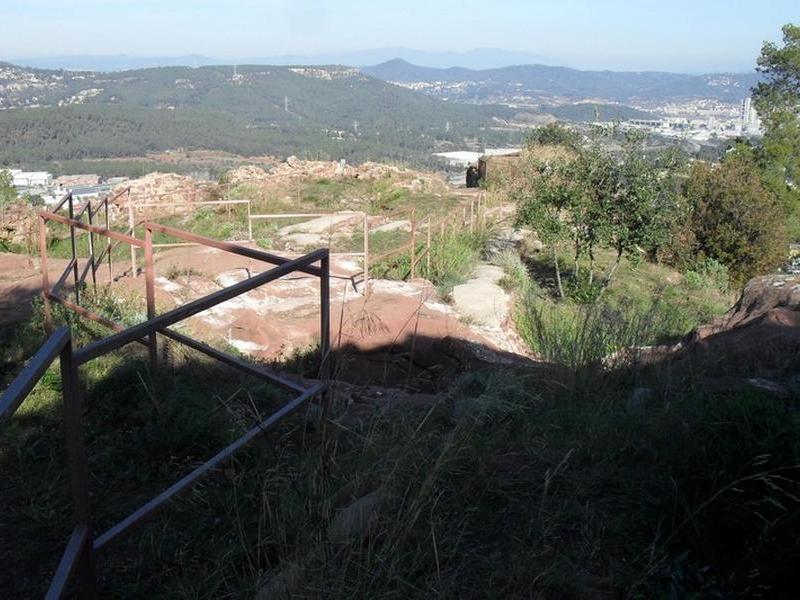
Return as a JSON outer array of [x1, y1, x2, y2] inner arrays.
[[1, 0, 795, 72]]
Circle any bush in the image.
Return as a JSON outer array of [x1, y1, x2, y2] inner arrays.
[[679, 148, 789, 285], [683, 257, 729, 293]]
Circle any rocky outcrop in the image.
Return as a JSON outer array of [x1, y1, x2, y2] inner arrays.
[[0, 203, 35, 248], [112, 172, 208, 208], [224, 165, 271, 187], [631, 275, 800, 394], [677, 274, 800, 378], [222, 159, 447, 191]]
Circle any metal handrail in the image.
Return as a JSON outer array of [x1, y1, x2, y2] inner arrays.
[[0, 326, 96, 598], [6, 213, 333, 597], [0, 326, 70, 423]]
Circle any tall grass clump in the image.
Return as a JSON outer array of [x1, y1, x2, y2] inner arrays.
[[418, 228, 483, 293], [683, 257, 730, 293], [372, 220, 491, 294], [516, 297, 658, 369]]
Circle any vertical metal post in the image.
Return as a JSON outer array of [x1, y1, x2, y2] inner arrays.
[[362, 212, 369, 294], [38, 216, 53, 334], [59, 340, 98, 597], [128, 189, 137, 278], [426, 216, 432, 274], [86, 200, 97, 289], [410, 217, 417, 279], [68, 194, 80, 304], [319, 250, 331, 378], [104, 199, 113, 283], [144, 226, 158, 376], [247, 200, 253, 242], [470, 199, 475, 233]]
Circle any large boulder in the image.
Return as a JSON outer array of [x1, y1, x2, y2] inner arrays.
[[677, 274, 800, 378], [633, 275, 800, 388], [112, 172, 206, 208]]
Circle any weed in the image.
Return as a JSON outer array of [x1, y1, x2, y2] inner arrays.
[[684, 257, 730, 293], [164, 265, 202, 281]]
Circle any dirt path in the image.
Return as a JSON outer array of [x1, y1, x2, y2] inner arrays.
[[0, 253, 71, 328]]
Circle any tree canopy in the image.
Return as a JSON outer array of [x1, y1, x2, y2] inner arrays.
[[753, 23, 800, 238], [0, 169, 17, 208]]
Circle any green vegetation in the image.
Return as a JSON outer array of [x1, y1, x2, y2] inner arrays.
[[541, 102, 654, 122], [499, 245, 732, 365], [370, 219, 490, 294], [753, 23, 800, 238], [0, 64, 521, 171], [510, 123, 789, 293], [676, 145, 788, 284], [2, 285, 797, 597], [0, 168, 16, 209], [512, 129, 682, 299]]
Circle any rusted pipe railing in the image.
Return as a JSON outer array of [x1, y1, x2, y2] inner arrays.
[[9, 217, 333, 597], [0, 327, 97, 599]]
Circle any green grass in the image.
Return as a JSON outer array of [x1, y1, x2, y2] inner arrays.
[[370, 225, 487, 294], [0, 299, 304, 598], [508, 247, 734, 364], [1, 268, 798, 597]]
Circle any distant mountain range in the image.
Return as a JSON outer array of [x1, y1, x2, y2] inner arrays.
[[10, 48, 551, 73], [0, 62, 516, 170], [0, 55, 759, 173], [361, 59, 760, 104], [8, 52, 759, 106]]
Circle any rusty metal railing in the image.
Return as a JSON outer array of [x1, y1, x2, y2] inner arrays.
[[0, 327, 96, 599], [1, 195, 332, 598]]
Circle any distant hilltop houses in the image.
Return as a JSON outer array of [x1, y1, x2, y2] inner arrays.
[[5, 169, 121, 205]]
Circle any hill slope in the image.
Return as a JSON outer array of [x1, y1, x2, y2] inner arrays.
[[362, 58, 759, 103], [0, 63, 516, 167]]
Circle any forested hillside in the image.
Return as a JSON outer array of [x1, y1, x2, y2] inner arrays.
[[362, 59, 760, 103], [0, 63, 517, 167]]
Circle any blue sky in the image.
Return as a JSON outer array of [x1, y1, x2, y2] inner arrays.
[[1, 0, 795, 72]]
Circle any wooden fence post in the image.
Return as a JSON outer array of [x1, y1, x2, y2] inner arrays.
[[128, 189, 137, 278], [362, 212, 369, 294], [39, 216, 53, 334], [68, 194, 80, 304], [426, 216, 431, 274], [319, 250, 331, 378], [104, 199, 113, 283], [144, 226, 158, 377], [86, 200, 97, 289], [59, 340, 98, 597]]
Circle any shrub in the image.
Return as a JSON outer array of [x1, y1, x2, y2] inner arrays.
[[681, 148, 789, 285], [683, 257, 729, 293]]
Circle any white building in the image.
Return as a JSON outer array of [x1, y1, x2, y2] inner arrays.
[[11, 170, 53, 189], [740, 98, 762, 135]]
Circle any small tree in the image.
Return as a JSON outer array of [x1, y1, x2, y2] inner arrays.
[[0, 169, 17, 208], [683, 147, 789, 285], [752, 23, 800, 238], [598, 137, 680, 290], [527, 123, 581, 149], [513, 134, 680, 300], [513, 155, 575, 298]]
